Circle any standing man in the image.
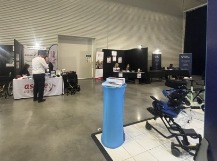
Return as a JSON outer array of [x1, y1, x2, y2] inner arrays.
[[32, 51, 48, 103]]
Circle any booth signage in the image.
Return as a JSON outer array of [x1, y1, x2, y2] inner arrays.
[[179, 53, 192, 74], [95, 51, 104, 78], [48, 44, 58, 70], [152, 54, 161, 70], [13, 77, 63, 99]]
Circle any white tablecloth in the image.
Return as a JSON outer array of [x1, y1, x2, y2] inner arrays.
[[13, 77, 64, 99]]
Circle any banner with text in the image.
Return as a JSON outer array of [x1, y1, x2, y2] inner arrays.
[[152, 54, 161, 70], [24, 48, 38, 75], [48, 44, 58, 70], [95, 51, 104, 78], [13, 77, 63, 99], [179, 53, 192, 74]]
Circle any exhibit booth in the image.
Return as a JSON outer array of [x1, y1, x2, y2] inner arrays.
[[13, 76, 64, 99], [102, 48, 148, 83], [0, 39, 63, 100]]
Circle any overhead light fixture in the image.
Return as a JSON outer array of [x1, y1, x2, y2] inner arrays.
[[138, 45, 142, 49], [35, 42, 40, 48], [153, 48, 162, 54]]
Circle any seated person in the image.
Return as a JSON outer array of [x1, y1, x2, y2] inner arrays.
[[167, 64, 175, 70], [45, 56, 54, 73], [113, 63, 120, 72], [167, 64, 180, 79], [126, 64, 130, 72], [20, 63, 30, 76]]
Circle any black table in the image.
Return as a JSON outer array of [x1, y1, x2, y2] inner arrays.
[[165, 70, 190, 79], [148, 70, 165, 82], [113, 72, 146, 83], [148, 69, 191, 82]]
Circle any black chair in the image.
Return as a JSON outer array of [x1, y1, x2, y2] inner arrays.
[[0, 72, 13, 98], [0, 77, 7, 98], [165, 70, 190, 80]]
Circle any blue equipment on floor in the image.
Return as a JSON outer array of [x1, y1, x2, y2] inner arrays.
[[146, 94, 202, 158], [101, 83, 127, 148], [165, 79, 205, 111]]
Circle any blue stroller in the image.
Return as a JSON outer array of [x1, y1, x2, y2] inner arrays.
[[146, 88, 202, 158]]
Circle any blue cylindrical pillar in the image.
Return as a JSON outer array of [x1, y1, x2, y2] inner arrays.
[[101, 83, 127, 148]]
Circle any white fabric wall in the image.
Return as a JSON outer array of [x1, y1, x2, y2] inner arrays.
[[58, 39, 94, 78], [0, 0, 206, 68]]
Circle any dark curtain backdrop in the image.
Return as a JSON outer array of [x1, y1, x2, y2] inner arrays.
[[125, 48, 148, 72], [0, 45, 13, 76], [102, 49, 125, 79], [14, 39, 24, 76], [102, 48, 148, 79], [184, 6, 207, 75], [206, 0, 217, 160]]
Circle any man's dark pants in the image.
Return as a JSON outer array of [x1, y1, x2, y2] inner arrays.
[[33, 74, 45, 101]]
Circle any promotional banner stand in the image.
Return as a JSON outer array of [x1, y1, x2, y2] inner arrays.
[[179, 53, 192, 74], [152, 49, 162, 70]]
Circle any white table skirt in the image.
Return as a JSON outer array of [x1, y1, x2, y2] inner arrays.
[[13, 76, 64, 99]]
